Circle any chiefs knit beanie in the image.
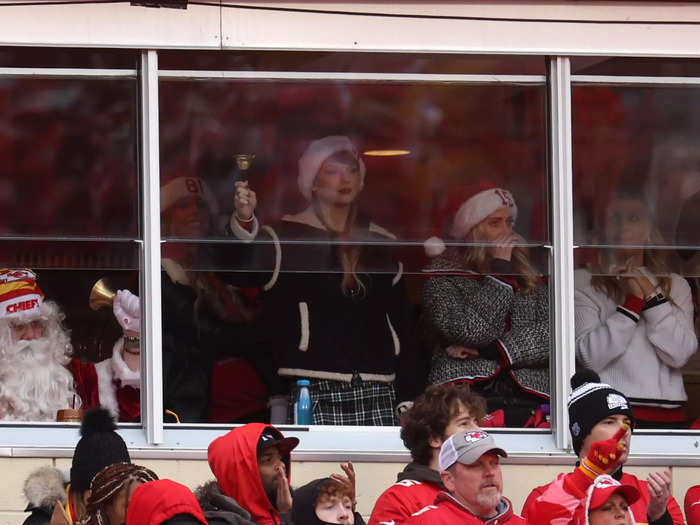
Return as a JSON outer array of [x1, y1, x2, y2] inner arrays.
[[568, 369, 634, 456]]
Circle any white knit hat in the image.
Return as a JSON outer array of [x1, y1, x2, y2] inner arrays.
[[297, 136, 366, 201], [424, 184, 517, 257]]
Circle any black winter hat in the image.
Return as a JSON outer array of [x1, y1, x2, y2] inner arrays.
[[568, 369, 635, 456], [70, 408, 130, 491]]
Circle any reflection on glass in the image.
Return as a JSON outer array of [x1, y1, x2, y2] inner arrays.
[[0, 78, 138, 237], [159, 81, 548, 245], [421, 186, 550, 428], [160, 175, 267, 423], [159, 74, 549, 426], [573, 85, 700, 428], [0, 259, 140, 422], [0, 47, 138, 69], [158, 50, 545, 74], [572, 56, 700, 77]]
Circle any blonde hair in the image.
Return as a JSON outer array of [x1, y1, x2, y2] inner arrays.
[[589, 191, 672, 303], [589, 226, 672, 303], [311, 150, 367, 299], [461, 224, 542, 293]]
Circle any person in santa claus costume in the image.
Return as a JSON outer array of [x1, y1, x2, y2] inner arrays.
[[421, 182, 550, 427], [95, 288, 141, 422], [0, 268, 140, 421]]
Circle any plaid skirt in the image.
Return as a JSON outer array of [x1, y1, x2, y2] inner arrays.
[[302, 379, 397, 426]]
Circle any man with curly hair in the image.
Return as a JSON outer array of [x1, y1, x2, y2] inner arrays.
[[369, 383, 485, 525]]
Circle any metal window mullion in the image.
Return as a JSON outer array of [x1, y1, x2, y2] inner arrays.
[[548, 56, 576, 451], [158, 69, 546, 84], [139, 49, 163, 445], [0, 67, 137, 79], [572, 74, 700, 86]]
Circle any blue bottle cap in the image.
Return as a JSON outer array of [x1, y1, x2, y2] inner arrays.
[[297, 379, 310, 386]]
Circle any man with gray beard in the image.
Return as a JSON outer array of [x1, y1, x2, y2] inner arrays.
[[404, 430, 525, 525], [0, 268, 140, 421]]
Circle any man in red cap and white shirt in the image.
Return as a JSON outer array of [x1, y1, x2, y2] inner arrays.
[[404, 429, 524, 525], [0, 268, 140, 421]]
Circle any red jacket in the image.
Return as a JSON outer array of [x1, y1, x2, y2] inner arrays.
[[685, 485, 700, 525], [126, 479, 207, 525], [369, 464, 442, 525], [404, 492, 525, 525], [208, 423, 292, 525], [522, 469, 684, 525]]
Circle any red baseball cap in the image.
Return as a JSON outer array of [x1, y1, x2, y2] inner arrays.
[[587, 474, 640, 511]]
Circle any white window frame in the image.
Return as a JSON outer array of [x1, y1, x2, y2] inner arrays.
[[1, 3, 700, 465]]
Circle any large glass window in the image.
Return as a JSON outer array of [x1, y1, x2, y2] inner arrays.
[[158, 54, 551, 427], [572, 79, 700, 429], [0, 55, 140, 423]]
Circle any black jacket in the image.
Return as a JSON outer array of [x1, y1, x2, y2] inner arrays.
[[222, 213, 423, 404]]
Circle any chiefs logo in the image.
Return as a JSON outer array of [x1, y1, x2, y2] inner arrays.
[[592, 475, 620, 489], [0, 269, 36, 284], [463, 430, 488, 443]]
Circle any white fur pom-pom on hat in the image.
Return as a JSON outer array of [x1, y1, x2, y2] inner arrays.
[[297, 135, 366, 201], [424, 235, 446, 257]]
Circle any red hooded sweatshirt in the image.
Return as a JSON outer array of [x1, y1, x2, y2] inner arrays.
[[208, 423, 293, 525], [126, 479, 207, 525]]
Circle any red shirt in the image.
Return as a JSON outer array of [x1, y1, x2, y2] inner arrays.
[[405, 492, 525, 525], [523, 469, 684, 525], [369, 478, 442, 525]]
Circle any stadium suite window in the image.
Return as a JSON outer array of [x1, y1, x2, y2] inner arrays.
[[4, 49, 700, 449], [571, 81, 700, 430], [0, 58, 141, 424], [156, 52, 553, 428]]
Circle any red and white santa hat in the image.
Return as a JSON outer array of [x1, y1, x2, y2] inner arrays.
[[297, 135, 366, 201], [0, 268, 44, 319], [424, 180, 517, 257]]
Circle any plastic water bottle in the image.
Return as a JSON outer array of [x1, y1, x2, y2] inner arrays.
[[294, 379, 312, 425]]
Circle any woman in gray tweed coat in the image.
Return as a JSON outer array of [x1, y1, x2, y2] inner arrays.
[[421, 184, 550, 426]]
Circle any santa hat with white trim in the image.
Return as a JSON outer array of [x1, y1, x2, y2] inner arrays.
[[424, 180, 518, 257], [297, 135, 366, 201], [0, 268, 44, 319]]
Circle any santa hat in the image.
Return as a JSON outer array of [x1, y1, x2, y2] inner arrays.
[[297, 135, 366, 201], [160, 176, 219, 216], [424, 181, 517, 257], [0, 268, 43, 319]]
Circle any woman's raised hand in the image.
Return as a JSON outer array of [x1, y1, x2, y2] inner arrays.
[[446, 345, 479, 359], [234, 180, 257, 221], [489, 233, 520, 261], [618, 260, 656, 299]]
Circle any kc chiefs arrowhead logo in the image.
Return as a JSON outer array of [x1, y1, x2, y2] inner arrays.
[[464, 430, 488, 443]]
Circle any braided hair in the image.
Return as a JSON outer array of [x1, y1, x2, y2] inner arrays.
[[76, 462, 158, 525]]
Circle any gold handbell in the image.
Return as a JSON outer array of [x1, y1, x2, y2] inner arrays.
[[89, 277, 116, 311], [235, 153, 255, 172]]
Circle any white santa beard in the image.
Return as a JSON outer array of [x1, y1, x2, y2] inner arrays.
[[0, 338, 76, 421]]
